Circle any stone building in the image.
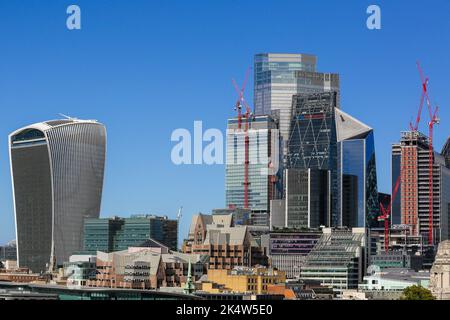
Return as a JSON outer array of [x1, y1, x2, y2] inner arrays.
[[430, 240, 450, 299]]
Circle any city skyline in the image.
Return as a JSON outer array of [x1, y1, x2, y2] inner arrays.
[[1, 0, 450, 245]]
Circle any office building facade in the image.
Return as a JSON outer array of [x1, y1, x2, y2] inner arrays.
[[83, 215, 178, 252], [261, 230, 322, 278], [271, 169, 330, 229], [287, 92, 339, 226], [9, 119, 106, 272], [299, 228, 366, 293]]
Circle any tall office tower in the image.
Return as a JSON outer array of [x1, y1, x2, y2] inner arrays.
[[225, 115, 282, 226], [288, 92, 379, 228], [442, 137, 450, 168], [9, 119, 106, 272], [335, 108, 380, 228], [254, 54, 341, 160], [279, 168, 330, 229], [287, 91, 339, 226], [391, 131, 450, 244]]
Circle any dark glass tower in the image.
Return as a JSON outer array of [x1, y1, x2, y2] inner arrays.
[[287, 91, 339, 226], [287, 91, 379, 228]]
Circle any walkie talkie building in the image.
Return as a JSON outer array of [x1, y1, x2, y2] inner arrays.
[[9, 119, 106, 272]]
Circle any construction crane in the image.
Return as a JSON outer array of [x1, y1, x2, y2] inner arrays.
[[378, 175, 401, 253], [409, 61, 439, 245], [378, 62, 439, 250], [177, 206, 183, 222], [232, 68, 253, 209]]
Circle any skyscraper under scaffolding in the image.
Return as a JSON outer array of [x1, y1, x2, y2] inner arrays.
[[391, 131, 450, 244]]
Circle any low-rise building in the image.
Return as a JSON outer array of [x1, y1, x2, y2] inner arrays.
[[201, 267, 286, 295], [299, 228, 366, 293], [261, 230, 322, 278], [183, 213, 267, 269], [359, 266, 430, 299], [87, 245, 208, 290]]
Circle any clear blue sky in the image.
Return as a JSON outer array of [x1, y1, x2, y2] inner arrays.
[[1, 0, 449, 245]]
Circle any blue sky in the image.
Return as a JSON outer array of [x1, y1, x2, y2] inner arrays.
[[0, 0, 449, 245]]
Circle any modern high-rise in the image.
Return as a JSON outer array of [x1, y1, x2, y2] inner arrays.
[[287, 92, 379, 228], [336, 108, 380, 228], [9, 118, 106, 272], [287, 91, 339, 226], [391, 131, 450, 244], [225, 114, 282, 226], [254, 53, 340, 162], [270, 168, 330, 229]]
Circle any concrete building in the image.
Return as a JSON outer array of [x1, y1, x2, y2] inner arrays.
[[261, 230, 322, 278], [202, 267, 286, 295], [87, 247, 208, 290], [0, 240, 17, 261], [225, 115, 282, 226], [83, 215, 178, 252], [391, 131, 450, 244], [212, 208, 251, 226], [299, 228, 366, 293], [183, 213, 267, 269], [430, 240, 450, 299], [64, 255, 97, 289], [9, 118, 106, 272], [359, 266, 430, 299]]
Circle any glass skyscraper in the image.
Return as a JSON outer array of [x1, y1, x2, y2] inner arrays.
[[9, 119, 106, 272], [225, 115, 281, 226], [254, 54, 340, 165], [287, 92, 339, 226], [288, 92, 379, 228], [336, 109, 380, 228]]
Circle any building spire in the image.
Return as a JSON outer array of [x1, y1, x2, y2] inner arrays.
[[183, 258, 196, 294]]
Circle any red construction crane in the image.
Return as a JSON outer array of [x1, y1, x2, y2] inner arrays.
[[378, 175, 401, 253], [409, 61, 439, 245], [232, 68, 253, 209]]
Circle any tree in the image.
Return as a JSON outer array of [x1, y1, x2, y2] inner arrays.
[[400, 285, 435, 300]]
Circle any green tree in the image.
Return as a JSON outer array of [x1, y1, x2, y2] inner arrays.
[[400, 285, 435, 300]]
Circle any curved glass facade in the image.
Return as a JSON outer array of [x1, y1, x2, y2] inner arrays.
[[10, 120, 106, 272]]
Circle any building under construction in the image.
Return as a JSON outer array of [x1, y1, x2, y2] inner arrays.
[[391, 131, 450, 245], [225, 114, 282, 226]]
